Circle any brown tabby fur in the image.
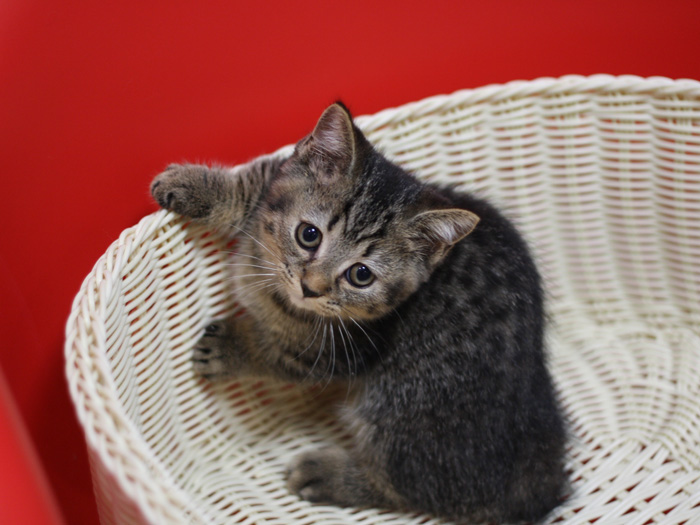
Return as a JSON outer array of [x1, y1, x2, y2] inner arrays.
[[151, 103, 568, 523]]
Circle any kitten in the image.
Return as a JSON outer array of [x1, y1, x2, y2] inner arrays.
[[151, 102, 568, 523]]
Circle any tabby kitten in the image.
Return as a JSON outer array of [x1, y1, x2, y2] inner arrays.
[[151, 103, 568, 523]]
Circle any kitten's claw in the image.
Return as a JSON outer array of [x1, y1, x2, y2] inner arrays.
[[150, 163, 213, 218], [203, 323, 220, 335], [192, 320, 233, 380]]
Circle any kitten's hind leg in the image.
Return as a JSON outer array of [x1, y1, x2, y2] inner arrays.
[[286, 447, 401, 511]]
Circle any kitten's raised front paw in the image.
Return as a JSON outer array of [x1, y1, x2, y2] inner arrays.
[[151, 163, 214, 218], [192, 320, 235, 381], [286, 447, 350, 505]]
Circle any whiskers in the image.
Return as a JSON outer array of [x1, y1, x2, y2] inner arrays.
[[222, 227, 284, 305], [295, 308, 382, 401], [300, 317, 346, 399], [229, 277, 279, 306], [226, 264, 279, 306], [234, 227, 284, 266], [345, 312, 385, 373]]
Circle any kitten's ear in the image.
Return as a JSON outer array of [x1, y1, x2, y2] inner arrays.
[[298, 102, 356, 174], [409, 208, 480, 264]]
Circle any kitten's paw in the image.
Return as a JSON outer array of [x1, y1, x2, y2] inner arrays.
[[286, 447, 349, 504], [192, 320, 235, 381], [151, 164, 214, 218]]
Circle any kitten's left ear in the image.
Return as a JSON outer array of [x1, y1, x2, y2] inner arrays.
[[409, 208, 480, 264], [299, 102, 356, 174]]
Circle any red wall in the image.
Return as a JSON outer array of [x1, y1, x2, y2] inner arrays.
[[1, 1, 699, 523]]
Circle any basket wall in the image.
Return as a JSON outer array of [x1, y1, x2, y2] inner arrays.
[[66, 75, 700, 524]]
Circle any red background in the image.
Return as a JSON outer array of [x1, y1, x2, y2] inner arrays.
[[1, 1, 699, 523]]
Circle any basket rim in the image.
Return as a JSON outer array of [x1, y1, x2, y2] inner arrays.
[[65, 210, 210, 524], [355, 74, 700, 132], [64, 74, 700, 525]]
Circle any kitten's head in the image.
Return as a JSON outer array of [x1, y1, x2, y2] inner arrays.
[[251, 102, 479, 321]]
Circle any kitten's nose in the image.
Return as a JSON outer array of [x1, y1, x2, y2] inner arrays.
[[301, 282, 323, 298]]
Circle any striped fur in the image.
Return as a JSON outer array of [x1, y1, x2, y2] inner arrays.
[[151, 103, 567, 523]]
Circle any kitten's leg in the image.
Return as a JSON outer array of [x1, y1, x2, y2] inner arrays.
[[150, 154, 285, 234], [286, 447, 402, 510]]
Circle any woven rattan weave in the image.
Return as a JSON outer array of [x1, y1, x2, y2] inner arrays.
[[66, 75, 700, 524]]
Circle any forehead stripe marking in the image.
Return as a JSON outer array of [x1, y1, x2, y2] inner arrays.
[[355, 226, 386, 244], [328, 214, 341, 231], [362, 243, 377, 258]]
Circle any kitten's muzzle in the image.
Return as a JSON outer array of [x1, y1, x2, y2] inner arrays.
[[301, 282, 324, 298]]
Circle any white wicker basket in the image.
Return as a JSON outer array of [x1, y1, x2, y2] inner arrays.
[[66, 75, 700, 524]]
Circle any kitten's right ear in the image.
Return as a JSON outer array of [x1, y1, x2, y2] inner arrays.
[[297, 103, 356, 175]]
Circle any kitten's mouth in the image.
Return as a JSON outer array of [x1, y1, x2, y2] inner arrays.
[[267, 289, 316, 320], [287, 289, 321, 313], [280, 284, 340, 318]]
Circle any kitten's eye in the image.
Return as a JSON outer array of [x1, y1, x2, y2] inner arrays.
[[296, 223, 322, 250], [346, 263, 375, 287]]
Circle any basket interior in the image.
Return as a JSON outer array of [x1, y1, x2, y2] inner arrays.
[[67, 77, 700, 524]]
